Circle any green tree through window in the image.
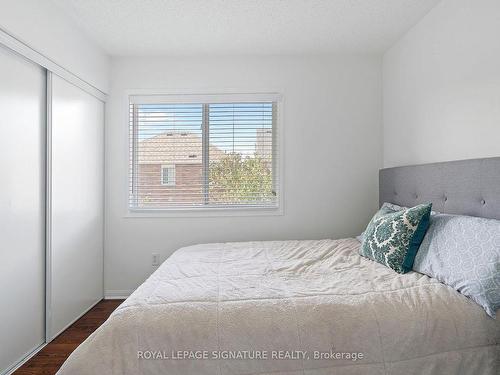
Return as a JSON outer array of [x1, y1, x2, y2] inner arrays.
[[209, 153, 273, 204]]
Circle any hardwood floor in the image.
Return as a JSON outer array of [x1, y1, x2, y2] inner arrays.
[[14, 299, 124, 375]]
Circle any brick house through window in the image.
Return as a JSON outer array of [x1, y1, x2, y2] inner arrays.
[[136, 132, 226, 206]]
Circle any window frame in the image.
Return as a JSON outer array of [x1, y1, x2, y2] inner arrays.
[[125, 90, 284, 218]]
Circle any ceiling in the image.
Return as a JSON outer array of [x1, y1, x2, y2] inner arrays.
[[51, 0, 440, 57]]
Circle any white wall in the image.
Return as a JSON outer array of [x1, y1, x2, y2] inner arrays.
[[105, 55, 382, 295], [383, 0, 500, 167], [0, 0, 109, 92]]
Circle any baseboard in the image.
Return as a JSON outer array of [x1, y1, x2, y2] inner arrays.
[[104, 290, 133, 299], [2, 342, 46, 375]]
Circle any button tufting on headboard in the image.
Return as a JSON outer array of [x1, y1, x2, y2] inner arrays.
[[379, 157, 500, 220]]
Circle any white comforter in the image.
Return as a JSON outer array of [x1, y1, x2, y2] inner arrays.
[[58, 238, 499, 375]]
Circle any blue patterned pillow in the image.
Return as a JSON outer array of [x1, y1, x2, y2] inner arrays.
[[356, 202, 438, 242], [360, 203, 432, 274], [413, 214, 500, 318]]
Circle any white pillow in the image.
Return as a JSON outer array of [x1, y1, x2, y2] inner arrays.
[[413, 213, 500, 318]]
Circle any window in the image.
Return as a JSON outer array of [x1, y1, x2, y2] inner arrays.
[[129, 93, 280, 211], [161, 165, 175, 186]]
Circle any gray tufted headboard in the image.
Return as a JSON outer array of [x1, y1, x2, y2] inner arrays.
[[379, 157, 500, 220]]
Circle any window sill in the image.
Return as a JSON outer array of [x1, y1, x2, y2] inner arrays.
[[124, 206, 283, 218]]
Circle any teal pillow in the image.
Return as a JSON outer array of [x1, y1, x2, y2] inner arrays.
[[360, 203, 432, 274]]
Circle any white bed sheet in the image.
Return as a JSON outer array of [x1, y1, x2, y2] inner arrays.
[[58, 238, 500, 375]]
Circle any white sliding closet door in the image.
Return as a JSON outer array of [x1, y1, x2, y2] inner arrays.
[[47, 74, 104, 340], [0, 47, 46, 373]]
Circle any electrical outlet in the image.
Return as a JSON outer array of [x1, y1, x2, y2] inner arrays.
[[152, 253, 161, 267]]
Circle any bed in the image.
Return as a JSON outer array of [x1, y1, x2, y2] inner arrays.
[[58, 158, 500, 375]]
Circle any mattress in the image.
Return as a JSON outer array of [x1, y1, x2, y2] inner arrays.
[[57, 238, 500, 375]]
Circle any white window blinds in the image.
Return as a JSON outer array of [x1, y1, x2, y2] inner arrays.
[[129, 94, 280, 210]]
